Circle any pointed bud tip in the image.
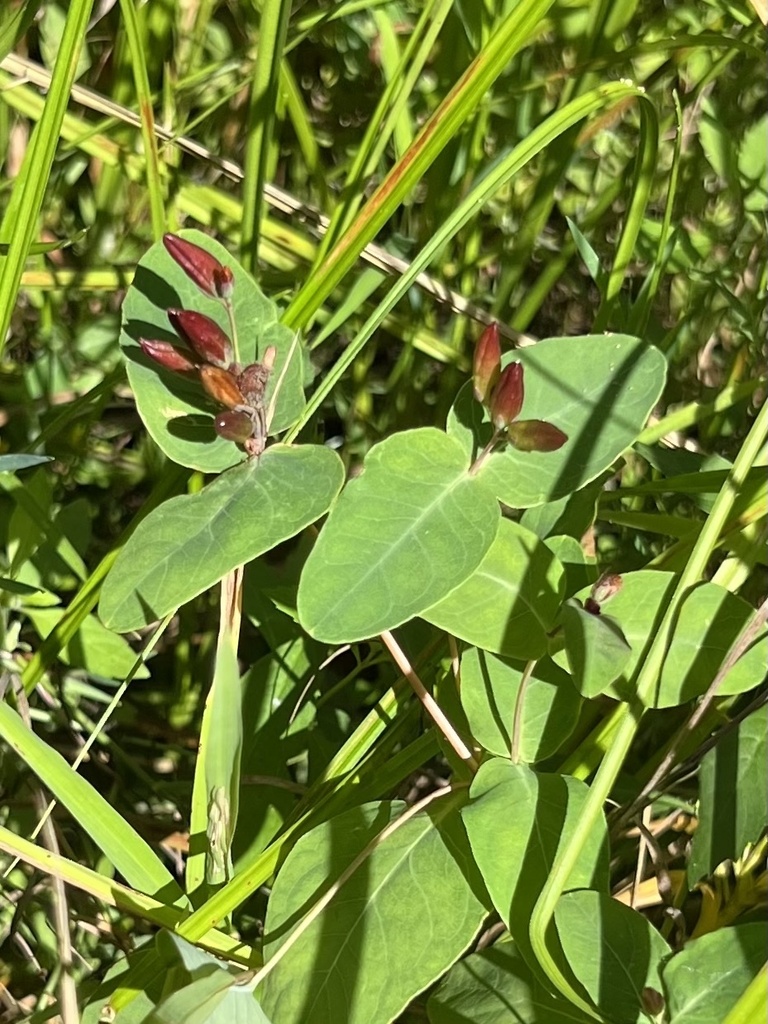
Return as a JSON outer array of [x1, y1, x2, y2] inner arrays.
[[473, 322, 502, 404], [138, 338, 196, 373], [490, 361, 525, 429], [162, 233, 232, 298]]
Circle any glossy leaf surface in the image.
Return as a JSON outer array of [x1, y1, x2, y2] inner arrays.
[[552, 572, 768, 706], [555, 891, 670, 1024], [428, 941, 594, 1024], [462, 759, 609, 967], [662, 924, 767, 1024]]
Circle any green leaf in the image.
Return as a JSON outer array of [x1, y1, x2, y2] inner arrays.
[[662, 924, 767, 1024], [520, 475, 605, 541], [699, 97, 739, 188], [544, 534, 598, 599], [187, 630, 243, 894], [0, 453, 53, 473], [659, 583, 768, 706], [259, 797, 487, 1024], [566, 216, 606, 291], [448, 335, 666, 507], [297, 428, 499, 643], [559, 599, 633, 698], [422, 519, 565, 660], [0, 2, 42, 63], [427, 940, 594, 1024], [462, 760, 609, 968], [122, 230, 305, 473], [0, 702, 186, 906], [554, 891, 670, 1024], [688, 704, 768, 882], [460, 649, 581, 762], [100, 444, 344, 632], [112, 934, 273, 1024], [552, 574, 767, 706], [146, 969, 269, 1024], [24, 608, 150, 680]]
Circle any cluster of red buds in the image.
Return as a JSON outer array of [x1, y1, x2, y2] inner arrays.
[[138, 234, 275, 457], [472, 322, 568, 456]]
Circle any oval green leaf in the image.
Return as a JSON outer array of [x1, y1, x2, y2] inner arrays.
[[297, 428, 499, 643], [122, 230, 305, 472], [100, 444, 344, 632], [428, 942, 595, 1024], [460, 649, 581, 762], [462, 759, 609, 968], [552, 573, 768, 706], [259, 797, 487, 1024], [448, 335, 667, 507], [661, 923, 767, 1024], [422, 518, 565, 660], [555, 891, 670, 1024], [560, 598, 633, 698]]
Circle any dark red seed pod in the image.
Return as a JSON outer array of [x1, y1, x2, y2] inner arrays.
[[506, 419, 568, 453], [199, 365, 247, 409], [138, 338, 196, 373], [163, 233, 232, 298], [490, 362, 524, 429], [214, 410, 254, 443], [167, 309, 233, 368], [473, 322, 502, 404]]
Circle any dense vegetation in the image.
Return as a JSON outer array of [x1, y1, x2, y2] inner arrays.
[[0, 2, 766, 1022]]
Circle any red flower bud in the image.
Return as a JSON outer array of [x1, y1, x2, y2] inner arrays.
[[199, 365, 247, 409], [473, 322, 502, 404], [641, 989, 665, 1017], [490, 362, 524, 429], [167, 309, 232, 368], [214, 265, 234, 299], [506, 419, 568, 452], [163, 233, 233, 298], [138, 338, 196, 373], [214, 410, 254, 443]]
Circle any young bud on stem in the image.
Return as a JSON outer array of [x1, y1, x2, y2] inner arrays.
[[506, 419, 567, 452], [138, 338, 196, 373], [473, 322, 502, 404], [489, 362, 524, 429], [163, 233, 234, 299], [199, 365, 247, 409], [167, 309, 233, 368], [214, 410, 254, 443]]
